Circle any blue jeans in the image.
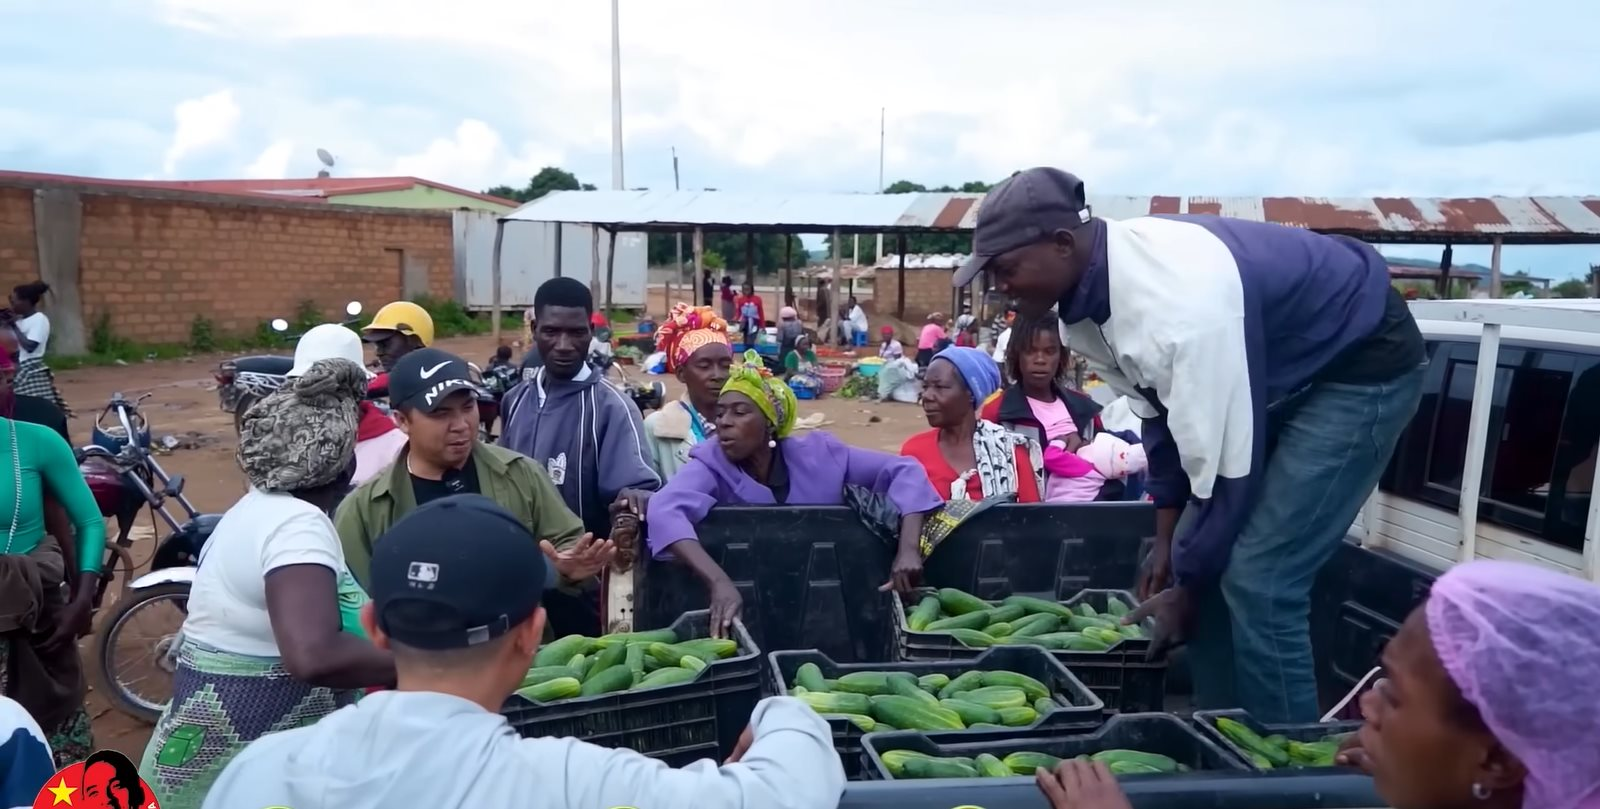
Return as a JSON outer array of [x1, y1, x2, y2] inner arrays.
[[1185, 365, 1424, 722]]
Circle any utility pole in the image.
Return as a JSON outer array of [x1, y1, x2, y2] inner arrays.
[[876, 107, 885, 262], [610, 0, 625, 190], [673, 147, 686, 304]]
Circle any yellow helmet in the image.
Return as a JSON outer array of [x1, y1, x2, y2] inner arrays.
[[362, 301, 435, 346]]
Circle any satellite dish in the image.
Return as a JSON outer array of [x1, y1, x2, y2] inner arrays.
[[270, 318, 289, 333], [316, 148, 335, 167], [345, 301, 363, 317]]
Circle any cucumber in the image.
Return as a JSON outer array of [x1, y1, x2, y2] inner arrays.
[[1003, 751, 1063, 774], [534, 634, 595, 667], [1009, 614, 1062, 638], [1084, 627, 1125, 646], [943, 628, 996, 648], [835, 672, 900, 696], [981, 604, 1027, 625], [917, 673, 951, 693], [1001, 595, 1076, 619], [938, 698, 1001, 726], [901, 756, 980, 779], [579, 663, 635, 696], [594, 628, 679, 648], [975, 753, 1012, 778], [889, 675, 941, 707], [679, 656, 708, 672], [584, 643, 628, 681], [936, 587, 991, 616], [797, 690, 872, 715], [870, 695, 965, 731], [1105, 597, 1131, 618], [1108, 760, 1164, 774], [879, 749, 933, 777], [1214, 717, 1290, 767], [1090, 749, 1182, 773], [669, 638, 738, 661], [519, 666, 578, 690], [515, 675, 581, 703], [637, 666, 699, 689], [969, 722, 1008, 730], [566, 653, 592, 680], [997, 706, 1039, 726], [978, 670, 1050, 701], [1119, 623, 1145, 640], [1067, 614, 1119, 632], [1077, 603, 1098, 618], [625, 644, 647, 685], [956, 686, 1029, 710], [793, 662, 829, 693], [906, 595, 943, 631], [985, 622, 1015, 638], [1034, 696, 1057, 715], [838, 713, 876, 732], [938, 670, 985, 699], [924, 612, 991, 632]]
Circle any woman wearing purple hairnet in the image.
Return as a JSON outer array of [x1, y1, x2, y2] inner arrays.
[[1037, 559, 1600, 809]]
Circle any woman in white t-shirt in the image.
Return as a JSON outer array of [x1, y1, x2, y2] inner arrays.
[[5, 282, 69, 415], [142, 359, 394, 809]]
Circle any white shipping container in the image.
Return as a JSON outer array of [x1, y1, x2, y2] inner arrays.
[[453, 210, 648, 311]]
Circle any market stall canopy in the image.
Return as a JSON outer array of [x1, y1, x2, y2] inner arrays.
[[501, 189, 1600, 244]]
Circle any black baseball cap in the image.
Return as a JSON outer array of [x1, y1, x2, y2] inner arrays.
[[954, 167, 1094, 287], [370, 494, 555, 650], [387, 347, 482, 412]]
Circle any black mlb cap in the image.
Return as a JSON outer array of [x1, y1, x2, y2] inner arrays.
[[370, 494, 554, 650], [387, 347, 482, 413], [954, 167, 1094, 287]]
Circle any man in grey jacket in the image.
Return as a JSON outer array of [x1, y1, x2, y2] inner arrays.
[[500, 277, 661, 536], [203, 495, 843, 809]]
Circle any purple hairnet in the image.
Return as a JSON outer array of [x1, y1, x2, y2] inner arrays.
[[1425, 561, 1600, 809]]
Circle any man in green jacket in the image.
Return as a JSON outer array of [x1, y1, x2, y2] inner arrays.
[[335, 348, 614, 636]]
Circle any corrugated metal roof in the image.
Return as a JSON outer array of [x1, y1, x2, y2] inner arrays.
[[503, 190, 1600, 244]]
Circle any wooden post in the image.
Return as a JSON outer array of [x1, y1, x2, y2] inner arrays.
[[831, 228, 842, 344], [783, 235, 794, 306], [589, 227, 602, 306], [896, 233, 907, 319], [1489, 237, 1503, 298], [604, 228, 618, 315], [692, 227, 705, 299], [490, 219, 506, 342], [1436, 243, 1454, 299]]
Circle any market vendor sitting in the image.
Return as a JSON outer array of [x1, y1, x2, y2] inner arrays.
[[644, 350, 943, 637]]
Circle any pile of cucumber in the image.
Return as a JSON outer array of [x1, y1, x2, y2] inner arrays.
[[879, 748, 1190, 779], [903, 588, 1144, 651], [516, 629, 740, 703], [786, 664, 1059, 732], [1212, 717, 1350, 769]]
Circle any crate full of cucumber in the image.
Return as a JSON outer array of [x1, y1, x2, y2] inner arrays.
[[1211, 717, 1351, 770], [517, 629, 740, 703], [785, 663, 1061, 733], [878, 748, 1190, 779], [903, 588, 1144, 650]]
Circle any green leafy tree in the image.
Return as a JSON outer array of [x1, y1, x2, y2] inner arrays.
[[485, 167, 598, 203], [1553, 279, 1592, 298], [648, 233, 806, 275]]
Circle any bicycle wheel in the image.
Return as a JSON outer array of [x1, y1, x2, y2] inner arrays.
[[93, 581, 189, 724]]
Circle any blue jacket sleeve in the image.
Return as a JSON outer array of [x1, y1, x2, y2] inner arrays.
[[596, 381, 664, 499]]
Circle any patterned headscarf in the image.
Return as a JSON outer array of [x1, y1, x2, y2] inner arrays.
[[655, 302, 732, 373], [720, 349, 798, 439], [237, 358, 365, 492]]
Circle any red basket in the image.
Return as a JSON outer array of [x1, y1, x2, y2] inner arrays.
[[817, 365, 848, 393]]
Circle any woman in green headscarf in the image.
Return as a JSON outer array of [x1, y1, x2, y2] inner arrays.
[[644, 351, 945, 635]]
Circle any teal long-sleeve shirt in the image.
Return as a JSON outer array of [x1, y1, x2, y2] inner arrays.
[[1, 418, 106, 573]]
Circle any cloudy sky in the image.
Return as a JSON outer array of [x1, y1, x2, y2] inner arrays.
[[3, 0, 1597, 279]]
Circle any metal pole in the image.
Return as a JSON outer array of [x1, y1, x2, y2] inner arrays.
[[1455, 324, 1502, 565], [609, 0, 625, 190], [490, 219, 506, 342], [590, 226, 602, 304], [604, 229, 618, 314], [673, 147, 685, 305], [552, 223, 563, 277], [878, 107, 885, 193], [1489, 237, 1503, 298]]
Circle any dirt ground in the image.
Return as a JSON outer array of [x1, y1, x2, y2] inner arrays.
[[54, 331, 931, 759]]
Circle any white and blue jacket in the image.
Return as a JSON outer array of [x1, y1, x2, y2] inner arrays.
[[1059, 215, 1398, 586]]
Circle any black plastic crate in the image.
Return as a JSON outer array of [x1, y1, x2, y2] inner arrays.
[[501, 610, 762, 764], [892, 589, 1168, 713], [862, 712, 1251, 782], [768, 646, 1105, 779], [1192, 710, 1363, 772]]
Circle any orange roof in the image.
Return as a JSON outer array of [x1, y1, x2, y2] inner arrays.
[[0, 170, 518, 208]]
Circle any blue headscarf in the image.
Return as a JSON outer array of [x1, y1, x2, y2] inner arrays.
[[932, 346, 1001, 410]]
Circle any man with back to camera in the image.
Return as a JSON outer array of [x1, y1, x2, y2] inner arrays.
[[499, 277, 661, 539], [954, 167, 1425, 723], [202, 494, 844, 809], [334, 347, 615, 638]]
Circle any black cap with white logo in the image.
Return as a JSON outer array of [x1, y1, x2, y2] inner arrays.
[[387, 347, 482, 413]]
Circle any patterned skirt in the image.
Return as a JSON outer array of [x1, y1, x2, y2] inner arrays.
[[140, 640, 358, 809], [14, 358, 71, 416]]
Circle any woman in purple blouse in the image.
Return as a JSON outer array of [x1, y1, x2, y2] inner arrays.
[[645, 351, 944, 636]]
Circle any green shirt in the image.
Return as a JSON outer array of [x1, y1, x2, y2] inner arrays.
[[334, 441, 586, 590], [0, 418, 107, 573], [784, 349, 817, 375]]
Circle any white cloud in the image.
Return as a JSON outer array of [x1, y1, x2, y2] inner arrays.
[[367, 119, 563, 190], [162, 89, 240, 175], [243, 139, 294, 179]]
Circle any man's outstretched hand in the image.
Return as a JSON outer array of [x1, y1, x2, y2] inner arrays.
[[541, 533, 616, 582], [1123, 585, 1195, 663], [1037, 760, 1133, 809]]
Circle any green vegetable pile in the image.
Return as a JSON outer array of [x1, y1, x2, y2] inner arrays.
[[1213, 717, 1352, 769], [786, 663, 1061, 732], [879, 748, 1191, 779], [835, 373, 875, 399], [903, 588, 1144, 651], [516, 629, 739, 703]]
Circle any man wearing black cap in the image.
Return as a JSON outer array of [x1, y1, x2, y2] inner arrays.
[[956, 167, 1426, 723], [335, 347, 614, 637], [204, 495, 844, 809]]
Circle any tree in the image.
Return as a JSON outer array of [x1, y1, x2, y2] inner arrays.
[[821, 178, 1000, 257], [1553, 279, 1592, 298], [484, 167, 597, 204], [647, 232, 806, 275]]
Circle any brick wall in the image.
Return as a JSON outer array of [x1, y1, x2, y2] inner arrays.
[[0, 181, 454, 347], [874, 266, 980, 323]]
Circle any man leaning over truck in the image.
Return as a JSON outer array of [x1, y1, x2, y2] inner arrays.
[[955, 167, 1426, 723]]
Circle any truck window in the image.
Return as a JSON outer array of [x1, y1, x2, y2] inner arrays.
[[1382, 339, 1599, 553]]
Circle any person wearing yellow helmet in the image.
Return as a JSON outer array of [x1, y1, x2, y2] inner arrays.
[[361, 301, 435, 372]]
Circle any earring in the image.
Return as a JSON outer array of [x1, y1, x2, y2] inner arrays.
[[767, 438, 777, 448], [1471, 783, 1492, 801]]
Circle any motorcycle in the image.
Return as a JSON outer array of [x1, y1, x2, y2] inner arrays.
[[214, 301, 364, 431], [80, 392, 222, 723]]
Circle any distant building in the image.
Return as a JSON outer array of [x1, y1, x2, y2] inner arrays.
[[0, 171, 518, 214]]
